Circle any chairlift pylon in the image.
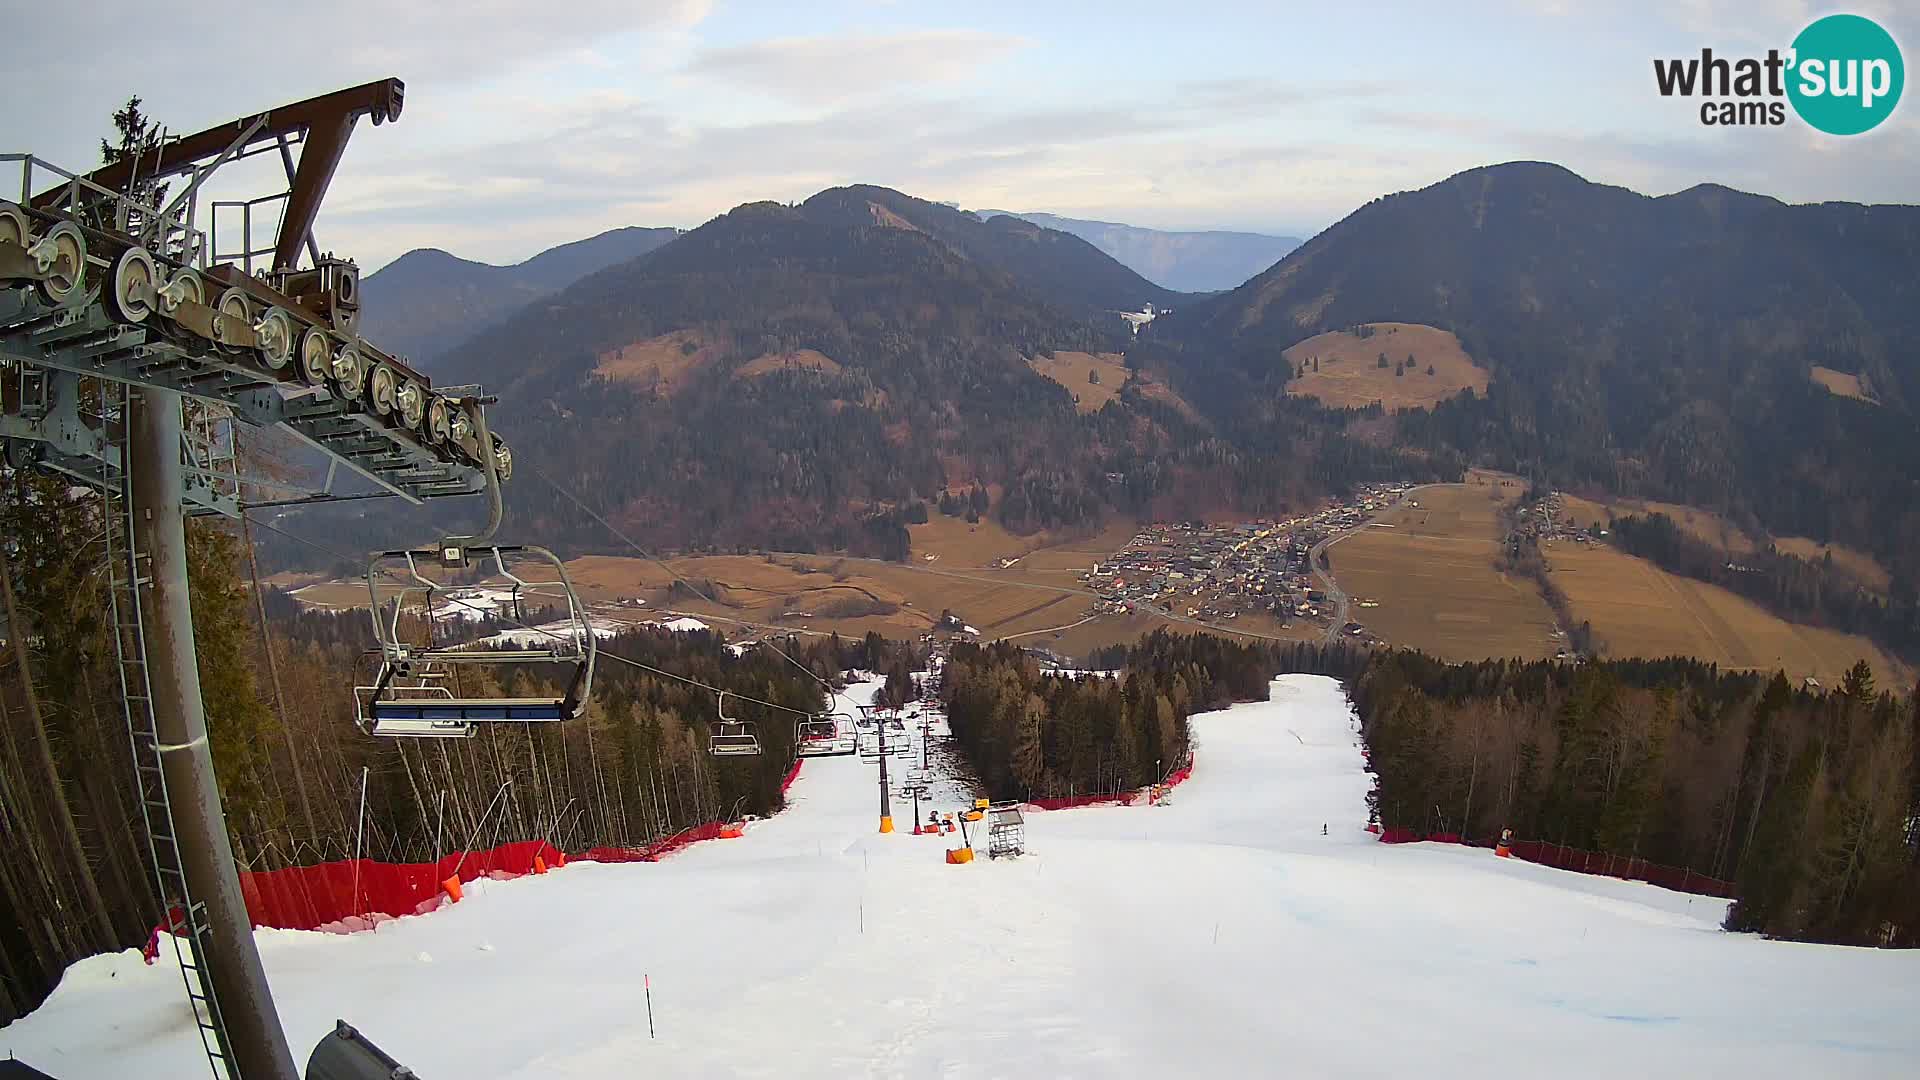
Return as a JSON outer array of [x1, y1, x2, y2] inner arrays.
[[710, 689, 763, 757]]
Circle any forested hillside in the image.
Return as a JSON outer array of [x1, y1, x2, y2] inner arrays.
[[0, 468, 924, 1016], [1353, 651, 1918, 947], [270, 189, 1438, 567], [801, 186, 1185, 313], [359, 226, 681, 368], [1146, 162, 1920, 595]]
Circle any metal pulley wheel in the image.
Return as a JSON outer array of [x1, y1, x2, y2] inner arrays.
[[394, 380, 426, 428], [31, 221, 87, 305], [367, 363, 398, 415], [158, 266, 203, 316], [331, 345, 365, 399], [298, 327, 333, 385], [448, 406, 476, 457], [491, 435, 513, 481], [214, 287, 252, 349], [254, 308, 296, 370], [424, 395, 451, 445], [105, 246, 158, 324], [0, 202, 30, 249]]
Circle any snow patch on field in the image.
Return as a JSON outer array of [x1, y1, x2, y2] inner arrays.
[[6, 676, 1917, 1078]]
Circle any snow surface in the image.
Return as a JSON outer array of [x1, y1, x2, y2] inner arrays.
[[7, 676, 1918, 1078], [656, 616, 710, 633]]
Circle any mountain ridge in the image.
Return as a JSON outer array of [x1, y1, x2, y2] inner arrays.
[[358, 225, 683, 367]]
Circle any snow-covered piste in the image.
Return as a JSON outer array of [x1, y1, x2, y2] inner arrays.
[[7, 676, 1917, 1077]]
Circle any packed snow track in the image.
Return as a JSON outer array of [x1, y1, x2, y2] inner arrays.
[[6, 676, 1916, 1077]]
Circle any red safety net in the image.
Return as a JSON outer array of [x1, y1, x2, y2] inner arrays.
[[577, 821, 727, 866], [1021, 754, 1196, 812], [235, 838, 565, 933], [1503, 839, 1736, 898], [780, 757, 803, 795], [1373, 829, 1735, 898]]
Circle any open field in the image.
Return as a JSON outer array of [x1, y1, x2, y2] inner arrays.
[[1559, 493, 1758, 553], [1544, 541, 1912, 687], [1560, 494, 1893, 594], [592, 330, 714, 394], [1770, 536, 1894, 592], [1327, 481, 1561, 661], [283, 514, 1320, 660], [907, 513, 1048, 567], [1810, 365, 1877, 404], [733, 348, 842, 380], [1027, 350, 1127, 413], [1282, 322, 1488, 411]]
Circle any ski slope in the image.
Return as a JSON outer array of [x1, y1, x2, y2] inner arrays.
[[7, 676, 1918, 1077]]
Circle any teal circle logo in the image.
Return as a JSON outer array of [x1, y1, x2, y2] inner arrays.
[[1787, 14, 1904, 135]]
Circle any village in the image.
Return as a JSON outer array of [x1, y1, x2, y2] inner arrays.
[[1077, 482, 1418, 634]]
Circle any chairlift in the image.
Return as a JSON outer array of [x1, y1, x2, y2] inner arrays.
[[352, 659, 475, 739], [710, 690, 763, 757], [797, 713, 855, 756], [355, 404, 597, 737]]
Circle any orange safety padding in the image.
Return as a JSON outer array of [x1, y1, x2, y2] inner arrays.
[[441, 876, 463, 903], [533, 856, 549, 875], [719, 824, 745, 839]]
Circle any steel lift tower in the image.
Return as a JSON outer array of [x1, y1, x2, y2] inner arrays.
[[2, 80, 511, 1079]]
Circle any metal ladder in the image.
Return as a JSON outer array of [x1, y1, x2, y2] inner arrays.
[[101, 380, 238, 1080]]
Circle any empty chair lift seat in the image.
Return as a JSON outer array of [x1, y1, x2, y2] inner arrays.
[[371, 697, 572, 723]]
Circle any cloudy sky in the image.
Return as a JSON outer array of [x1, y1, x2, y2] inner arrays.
[[6, 0, 1916, 271]]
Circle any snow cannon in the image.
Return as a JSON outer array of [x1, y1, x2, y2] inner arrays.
[[1495, 828, 1513, 858]]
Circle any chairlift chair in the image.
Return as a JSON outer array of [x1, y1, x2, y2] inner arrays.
[[796, 715, 840, 757], [356, 544, 596, 736], [710, 690, 763, 757]]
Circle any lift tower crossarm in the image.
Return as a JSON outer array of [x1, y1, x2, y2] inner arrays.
[[32, 78, 405, 270]]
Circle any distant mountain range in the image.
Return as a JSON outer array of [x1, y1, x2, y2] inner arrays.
[[293, 167, 1920, 630], [358, 226, 682, 368], [977, 211, 1300, 293], [273, 184, 1381, 565], [1149, 160, 1920, 588]]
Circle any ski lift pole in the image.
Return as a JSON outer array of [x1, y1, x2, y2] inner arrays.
[[130, 388, 300, 1079], [351, 766, 370, 924], [877, 716, 893, 833]]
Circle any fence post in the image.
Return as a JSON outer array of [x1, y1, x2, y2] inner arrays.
[[351, 766, 370, 925]]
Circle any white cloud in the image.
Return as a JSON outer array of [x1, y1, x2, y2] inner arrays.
[[685, 30, 1026, 104]]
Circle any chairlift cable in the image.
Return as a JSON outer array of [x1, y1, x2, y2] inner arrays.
[[242, 513, 820, 718], [516, 457, 869, 710]]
